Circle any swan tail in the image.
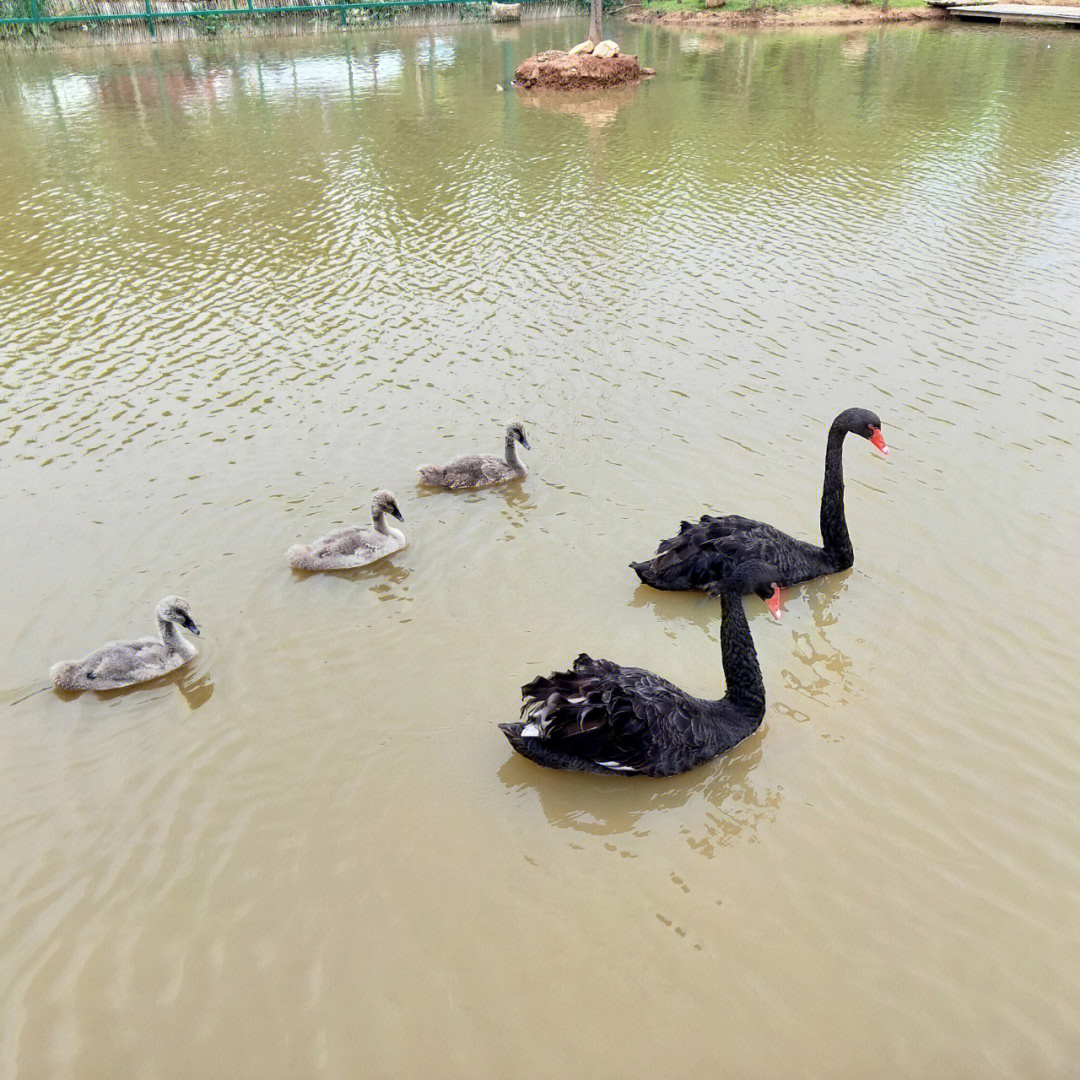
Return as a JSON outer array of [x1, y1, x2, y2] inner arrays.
[[500, 721, 527, 745], [500, 720, 616, 774], [287, 545, 320, 571], [631, 555, 698, 591], [416, 465, 444, 486], [49, 661, 82, 690], [630, 559, 661, 586], [500, 721, 547, 763]]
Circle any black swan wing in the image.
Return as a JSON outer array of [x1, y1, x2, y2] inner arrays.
[[519, 654, 700, 774], [635, 513, 822, 589]]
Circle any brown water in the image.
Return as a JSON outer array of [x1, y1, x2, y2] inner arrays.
[[2, 18, 1080, 1078]]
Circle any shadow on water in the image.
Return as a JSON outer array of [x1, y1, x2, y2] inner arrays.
[[415, 477, 536, 534], [175, 668, 216, 710], [626, 569, 857, 716], [628, 583, 724, 640], [629, 581, 790, 642], [490, 478, 537, 525], [629, 566, 855, 634], [289, 558, 412, 589], [41, 663, 217, 712], [414, 476, 529, 502], [497, 735, 781, 853], [781, 569, 858, 705]]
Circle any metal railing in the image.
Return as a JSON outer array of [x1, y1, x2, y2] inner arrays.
[[0, 0, 512, 35]]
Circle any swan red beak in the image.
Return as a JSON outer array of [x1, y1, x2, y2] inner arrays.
[[766, 585, 783, 621], [870, 428, 889, 456]]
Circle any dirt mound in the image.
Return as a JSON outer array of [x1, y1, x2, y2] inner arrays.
[[514, 51, 655, 91]]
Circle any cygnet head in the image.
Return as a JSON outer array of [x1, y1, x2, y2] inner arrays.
[[373, 489, 404, 522], [156, 596, 200, 636], [506, 420, 530, 451]]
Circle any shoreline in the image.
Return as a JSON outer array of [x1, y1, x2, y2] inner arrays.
[[623, 5, 939, 29], [0, 1, 574, 49]]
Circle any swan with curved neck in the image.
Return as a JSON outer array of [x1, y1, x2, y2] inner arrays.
[[500, 562, 782, 777], [631, 408, 888, 595], [287, 490, 406, 571], [417, 420, 530, 489], [50, 596, 201, 691]]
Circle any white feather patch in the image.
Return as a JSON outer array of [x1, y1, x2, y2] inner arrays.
[[595, 760, 639, 773], [521, 723, 540, 738]]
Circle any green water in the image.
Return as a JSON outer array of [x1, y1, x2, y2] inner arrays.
[[2, 19, 1080, 1079]]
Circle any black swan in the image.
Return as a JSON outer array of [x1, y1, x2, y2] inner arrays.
[[630, 408, 887, 594], [499, 562, 781, 777]]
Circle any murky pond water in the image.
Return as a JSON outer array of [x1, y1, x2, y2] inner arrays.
[[2, 17, 1080, 1078]]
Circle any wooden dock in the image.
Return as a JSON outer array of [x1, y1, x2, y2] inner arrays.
[[934, 0, 1080, 25]]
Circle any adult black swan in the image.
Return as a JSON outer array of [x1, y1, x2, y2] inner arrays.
[[630, 408, 888, 594], [499, 562, 781, 777]]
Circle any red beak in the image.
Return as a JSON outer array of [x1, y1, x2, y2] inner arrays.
[[870, 428, 889, 456], [766, 585, 783, 621]]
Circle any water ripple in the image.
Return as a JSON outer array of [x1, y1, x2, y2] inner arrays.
[[2, 20, 1080, 1079]]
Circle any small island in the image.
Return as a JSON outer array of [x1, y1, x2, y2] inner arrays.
[[514, 0, 654, 90]]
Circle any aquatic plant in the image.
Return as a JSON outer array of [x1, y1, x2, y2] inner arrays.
[[0, 0, 50, 37]]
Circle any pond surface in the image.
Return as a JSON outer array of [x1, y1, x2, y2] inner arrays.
[[2, 17, 1080, 1079]]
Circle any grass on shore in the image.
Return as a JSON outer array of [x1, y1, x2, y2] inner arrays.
[[643, 0, 925, 12]]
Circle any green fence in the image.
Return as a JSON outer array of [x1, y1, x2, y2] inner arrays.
[[0, 0, 514, 36]]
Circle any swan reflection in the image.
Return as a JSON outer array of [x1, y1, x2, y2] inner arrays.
[[52, 661, 217, 711], [780, 571, 856, 703], [491, 477, 536, 526], [517, 83, 641, 130], [498, 737, 780, 854], [290, 555, 412, 594], [176, 668, 215, 710]]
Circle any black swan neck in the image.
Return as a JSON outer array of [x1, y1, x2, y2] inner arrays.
[[820, 422, 854, 569], [719, 593, 765, 718]]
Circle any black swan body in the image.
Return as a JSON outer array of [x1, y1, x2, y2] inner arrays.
[[630, 408, 888, 594], [499, 562, 781, 777]]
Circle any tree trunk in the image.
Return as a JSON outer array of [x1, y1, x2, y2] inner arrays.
[[588, 0, 603, 44]]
